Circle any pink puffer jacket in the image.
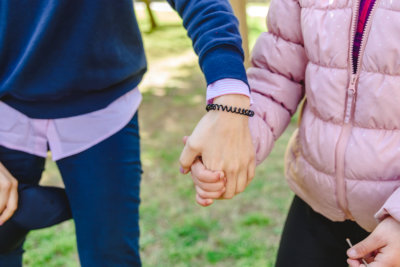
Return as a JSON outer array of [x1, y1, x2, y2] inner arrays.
[[249, 0, 400, 232]]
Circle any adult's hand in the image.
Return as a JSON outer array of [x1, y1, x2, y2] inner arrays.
[[0, 162, 18, 225], [179, 94, 255, 199]]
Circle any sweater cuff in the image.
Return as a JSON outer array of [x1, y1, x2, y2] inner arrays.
[[206, 78, 251, 104], [200, 45, 249, 87], [375, 187, 400, 223]]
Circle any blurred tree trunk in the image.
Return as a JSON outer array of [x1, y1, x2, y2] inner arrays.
[[230, 0, 250, 67], [143, 0, 157, 31]]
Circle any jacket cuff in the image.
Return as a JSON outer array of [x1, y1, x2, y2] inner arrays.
[[375, 188, 400, 223]]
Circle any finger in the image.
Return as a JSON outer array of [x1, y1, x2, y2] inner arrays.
[[372, 248, 400, 267], [0, 178, 12, 215], [347, 233, 386, 260], [0, 183, 18, 225], [347, 259, 362, 267], [196, 193, 213, 207], [179, 138, 200, 174], [236, 169, 247, 194], [196, 186, 225, 199], [191, 160, 221, 183], [364, 252, 377, 263], [193, 179, 225, 192], [365, 257, 374, 264], [222, 172, 237, 199], [247, 159, 256, 186]]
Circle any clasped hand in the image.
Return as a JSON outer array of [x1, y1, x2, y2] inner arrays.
[[179, 95, 255, 206]]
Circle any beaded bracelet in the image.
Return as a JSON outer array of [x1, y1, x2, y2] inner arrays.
[[206, 104, 255, 117]]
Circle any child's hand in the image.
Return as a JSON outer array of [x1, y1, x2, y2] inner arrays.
[[181, 136, 226, 207], [347, 216, 400, 267], [190, 159, 225, 207]]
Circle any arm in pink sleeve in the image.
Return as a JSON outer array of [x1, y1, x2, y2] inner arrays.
[[375, 188, 400, 223], [248, 0, 307, 165], [206, 78, 250, 104]]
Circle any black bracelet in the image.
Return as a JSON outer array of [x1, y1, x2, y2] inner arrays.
[[206, 104, 254, 117]]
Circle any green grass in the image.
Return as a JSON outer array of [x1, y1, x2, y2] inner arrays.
[[22, 4, 297, 267]]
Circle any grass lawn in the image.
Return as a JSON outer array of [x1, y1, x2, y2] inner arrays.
[[23, 3, 296, 267]]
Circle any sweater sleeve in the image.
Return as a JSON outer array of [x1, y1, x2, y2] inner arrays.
[[248, 0, 307, 165], [166, 0, 248, 86]]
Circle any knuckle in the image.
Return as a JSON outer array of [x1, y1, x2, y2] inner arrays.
[[237, 165, 246, 173], [187, 140, 201, 151], [0, 180, 11, 190], [249, 153, 255, 161], [227, 166, 239, 174]]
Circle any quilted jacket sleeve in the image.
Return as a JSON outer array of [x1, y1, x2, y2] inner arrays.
[[375, 188, 400, 223], [248, 0, 308, 165]]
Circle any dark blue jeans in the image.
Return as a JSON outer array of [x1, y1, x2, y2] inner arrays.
[[0, 113, 142, 267]]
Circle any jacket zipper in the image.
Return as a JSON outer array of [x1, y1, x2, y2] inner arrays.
[[335, 0, 379, 220]]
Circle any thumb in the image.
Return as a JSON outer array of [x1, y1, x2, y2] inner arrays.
[[179, 137, 200, 174], [347, 234, 385, 259]]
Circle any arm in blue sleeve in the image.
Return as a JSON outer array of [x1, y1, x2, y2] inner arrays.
[[166, 0, 248, 86]]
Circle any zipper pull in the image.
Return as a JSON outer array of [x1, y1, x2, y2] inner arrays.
[[349, 74, 357, 91], [344, 75, 357, 124]]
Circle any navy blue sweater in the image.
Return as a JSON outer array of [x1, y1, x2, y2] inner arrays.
[[0, 0, 247, 119]]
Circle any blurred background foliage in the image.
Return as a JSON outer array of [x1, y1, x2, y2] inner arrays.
[[23, 1, 297, 266]]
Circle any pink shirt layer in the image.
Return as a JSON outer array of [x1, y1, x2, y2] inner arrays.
[[1, 79, 249, 160]]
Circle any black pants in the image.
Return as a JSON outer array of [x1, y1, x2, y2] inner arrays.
[[275, 196, 369, 267]]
